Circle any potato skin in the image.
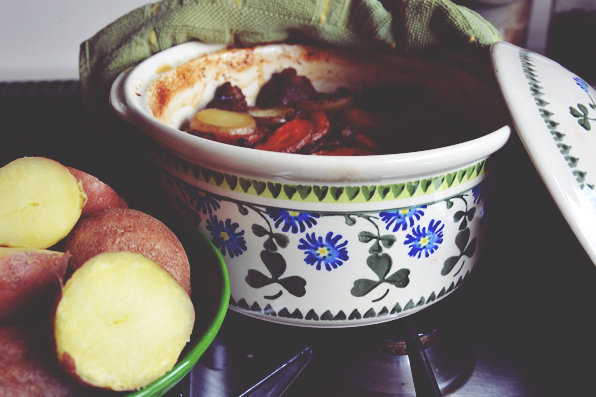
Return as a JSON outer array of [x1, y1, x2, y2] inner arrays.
[[63, 208, 191, 295], [0, 320, 85, 397], [0, 248, 70, 324], [67, 167, 128, 219]]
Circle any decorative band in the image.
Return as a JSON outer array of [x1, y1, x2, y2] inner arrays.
[[149, 141, 492, 204]]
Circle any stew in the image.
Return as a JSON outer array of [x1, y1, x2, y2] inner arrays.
[[185, 68, 471, 155]]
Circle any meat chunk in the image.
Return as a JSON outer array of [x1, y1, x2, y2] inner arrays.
[[256, 68, 316, 108], [207, 82, 248, 112]]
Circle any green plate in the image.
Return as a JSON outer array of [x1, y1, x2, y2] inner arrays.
[[121, 196, 230, 397]]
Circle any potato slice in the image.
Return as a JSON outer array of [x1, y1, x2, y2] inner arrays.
[[190, 108, 256, 144], [0, 157, 86, 249], [248, 106, 295, 125], [54, 251, 195, 391], [0, 247, 70, 323]]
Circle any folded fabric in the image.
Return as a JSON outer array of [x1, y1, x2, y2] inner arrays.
[[79, 0, 501, 145]]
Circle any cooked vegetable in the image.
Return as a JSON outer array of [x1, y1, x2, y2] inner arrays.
[[0, 157, 86, 249], [1, 320, 86, 397], [309, 111, 331, 142], [190, 108, 257, 144], [67, 167, 128, 219], [54, 252, 195, 391], [64, 208, 191, 296], [0, 247, 70, 323], [0, 158, 198, 395], [248, 106, 295, 126], [186, 68, 473, 155], [255, 118, 314, 153]]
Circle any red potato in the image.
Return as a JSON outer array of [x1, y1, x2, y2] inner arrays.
[[53, 252, 195, 391], [67, 167, 128, 219], [0, 320, 88, 397], [63, 208, 191, 295], [0, 157, 86, 249], [0, 247, 70, 324]]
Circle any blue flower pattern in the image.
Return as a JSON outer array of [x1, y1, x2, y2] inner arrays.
[[379, 206, 427, 232], [266, 208, 320, 233], [298, 232, 349, 271], [574, 76, 590, 93], [166, 168, 474, 295], [205, 215, 247, 258], [158, 166, 487, 310], [404, 220, 444, 258], [185, 186, 221, 214], [472, 183, 485, 204]]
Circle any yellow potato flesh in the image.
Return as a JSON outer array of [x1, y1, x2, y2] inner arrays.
[[191, 108, 256, 136], [54, 252, 195, 391], [0, 157, 86, 249]]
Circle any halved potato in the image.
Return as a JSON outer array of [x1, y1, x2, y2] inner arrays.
[[0, 157, 86, 249], [54, 252, 195, 391]]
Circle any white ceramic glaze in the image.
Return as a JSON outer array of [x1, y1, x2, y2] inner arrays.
[[111, 42, 511, 327], [492, 42, 596, 266]]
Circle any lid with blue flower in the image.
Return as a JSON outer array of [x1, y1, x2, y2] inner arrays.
[[492, 41, 596, 266]]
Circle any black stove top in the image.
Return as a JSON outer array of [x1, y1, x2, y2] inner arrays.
[[3, 80, 596, 397]]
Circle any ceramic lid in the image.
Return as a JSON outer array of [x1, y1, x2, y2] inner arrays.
[[492, 41, 596, 265]]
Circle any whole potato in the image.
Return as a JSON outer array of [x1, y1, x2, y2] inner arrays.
[[63, 208, 191, 295], [67, 167, 128, 219], [0, 320, 87, 397], [0, 248, 70, 324]]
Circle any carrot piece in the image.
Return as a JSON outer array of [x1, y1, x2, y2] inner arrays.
[[255, 119, 314, 153], [309, 112, 330, 142]]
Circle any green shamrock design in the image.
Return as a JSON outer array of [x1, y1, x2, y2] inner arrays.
[[350, 253, 410, 302], [246, 250, 307, 300]]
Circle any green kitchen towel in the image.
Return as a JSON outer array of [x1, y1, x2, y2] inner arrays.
[[79, 0, 501, 146]]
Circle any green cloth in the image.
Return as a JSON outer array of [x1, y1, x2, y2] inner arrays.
[[79, 0, 501, 146]]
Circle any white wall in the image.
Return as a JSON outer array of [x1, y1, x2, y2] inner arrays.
[[0, 0, 552, 82], [0, 0, 149, 81]]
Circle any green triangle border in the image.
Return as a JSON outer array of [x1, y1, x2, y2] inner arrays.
[[150, 141, 492, 204]]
